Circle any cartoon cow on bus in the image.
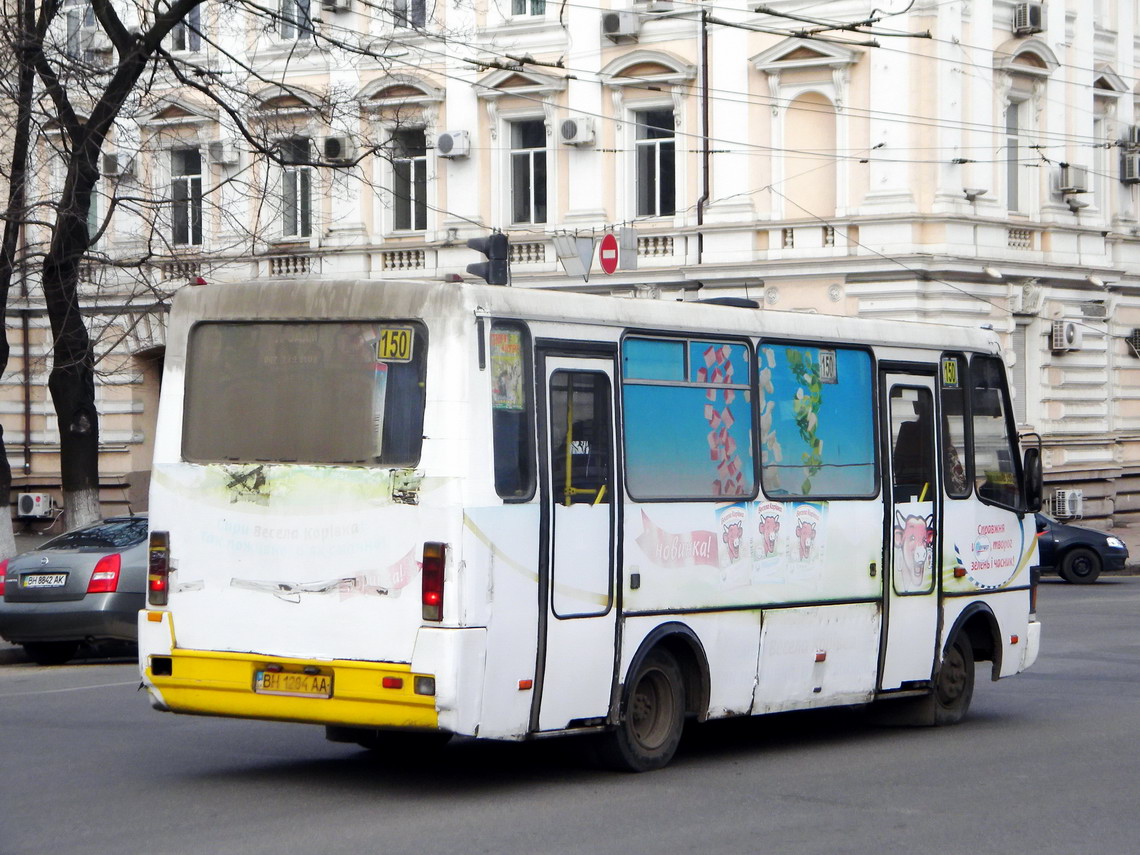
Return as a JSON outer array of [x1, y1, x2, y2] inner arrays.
[[894, 511, 935, 591], [795, 520, 816, 560], [722, 520, 744, 562], [758, 513, 781, 558]]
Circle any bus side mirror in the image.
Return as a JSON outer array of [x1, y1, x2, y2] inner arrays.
[[1022, 447, 1043, 513]]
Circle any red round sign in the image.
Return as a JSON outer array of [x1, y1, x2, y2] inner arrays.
[[598, 232, 619, 275]]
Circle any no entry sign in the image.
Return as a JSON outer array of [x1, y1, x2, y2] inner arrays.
[[598, 232, 619, 275]]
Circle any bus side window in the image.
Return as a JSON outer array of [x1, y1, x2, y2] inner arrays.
[[891, 387, 935, 503], [940, 355, 971, 498], [490, 322, 536, 500], [550, 371, 611, 505], [970, 355, 1021, 508]]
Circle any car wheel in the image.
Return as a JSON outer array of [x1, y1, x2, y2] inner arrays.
[[1059, 547, 1102, 584], [22, 641, 79, 666], [598, 649, 685, 772], [932, 635, 975, 725]]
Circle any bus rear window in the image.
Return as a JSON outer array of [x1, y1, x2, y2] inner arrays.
[[182, 321, 427, 466]]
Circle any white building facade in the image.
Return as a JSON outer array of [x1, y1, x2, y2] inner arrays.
[[7, 0, 1140, 526]]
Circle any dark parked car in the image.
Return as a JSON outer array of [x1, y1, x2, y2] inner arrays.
[[1035, 513, 1129, 585], [0, 515, 148, 664]]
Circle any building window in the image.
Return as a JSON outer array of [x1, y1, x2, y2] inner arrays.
[[65, 0, 103, 62], [171, 4, 201, 52], [510, 119, 547, 225], [171, 148, 203, 246], [512, 0, 545, 15], [391, 129, 427, 231], [1004, 100, 1028, 214], [394, 0, 426, 27], [278, 0, 312, 41], [635, 109, 675, 218], [280, 137, 312, 239]]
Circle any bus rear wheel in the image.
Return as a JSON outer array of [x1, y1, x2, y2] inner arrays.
[[599, 649, 685, 772]]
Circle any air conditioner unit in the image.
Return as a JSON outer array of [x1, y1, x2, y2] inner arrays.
[[321, 0, 350, 10], [1051, 319, 1083, 351], [559, 117, 595, 146], [1125, 126, 1140, 148], [322, 135, 356, 163], [1053, 488, 1083, 519], [207, 140, 239, 165], [1013, 2, 1044, 36], [101, 153, 132, 178], [1122, 152, 1140, 184], [1056, 164, 1088, 194], [602, 10, 639, 42], [17, 493, 54, 519], [436, 130, 470, 158]]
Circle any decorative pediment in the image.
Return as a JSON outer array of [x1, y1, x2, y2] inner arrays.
[[1093, 63, 1127, 95], [750, 37, 860, 75], [140, 97, 217, 128], [600, 50, 696, 88], [360, 75, 444, 108], [993, 38, 1059, 78], [475, 68, 566, 101], [252, 85, 323, 118]]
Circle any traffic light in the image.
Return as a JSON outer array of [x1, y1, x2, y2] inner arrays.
[[466, 233, 510, 285]]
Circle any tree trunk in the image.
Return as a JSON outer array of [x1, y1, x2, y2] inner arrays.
[[0, 0, 39, 555]]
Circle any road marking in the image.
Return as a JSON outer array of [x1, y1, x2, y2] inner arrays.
[[0, 679, 138, 699]]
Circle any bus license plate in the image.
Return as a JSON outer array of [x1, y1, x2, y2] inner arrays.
[[254, 670, 332, 699], [23, 573, 67, 588]]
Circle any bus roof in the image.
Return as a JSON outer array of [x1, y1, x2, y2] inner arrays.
[[168, 278, 1001, 356]]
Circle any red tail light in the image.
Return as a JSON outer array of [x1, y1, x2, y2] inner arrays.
[[422, 542, 446, 622], [148, 531, 170, 606], [0, 559, 7, 584], [86, 554, 121, 594]]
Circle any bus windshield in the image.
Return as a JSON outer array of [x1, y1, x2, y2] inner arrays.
[[182, 321, 427, 466]]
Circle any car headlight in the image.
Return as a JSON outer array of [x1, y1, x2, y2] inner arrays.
[[1106, 536, 1126, 550]]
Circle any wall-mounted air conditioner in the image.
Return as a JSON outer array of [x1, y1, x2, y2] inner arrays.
[[1122, 152, 1140, 184], [602, 10, 639, 42], [1056, 164, 1088, 195], [322, 135, 356, 163], [436, 130, 470, 158], [207, 140, 239, 165], [1012, 282, 1043, 316], [1051, 319, 1083, 352], [17, 493, 54, 519], [321, 0, 350, 11], [1125, 126, 1140, 148], [559, 117, 595, 146], [1053, 488, 1083, 519], [101, 153, 132, 178], [1013, 2, 1044, 36]]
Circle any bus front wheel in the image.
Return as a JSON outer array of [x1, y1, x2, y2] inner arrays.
[[932, 635, 975, 725], [599, 649, 685, 772]]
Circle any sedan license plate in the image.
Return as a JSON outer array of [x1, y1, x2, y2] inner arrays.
[[254, 670, 332, 699], [22, 573, 68, 588]]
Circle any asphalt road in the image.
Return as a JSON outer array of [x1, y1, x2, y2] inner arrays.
[[2, 577, 1138, 855]]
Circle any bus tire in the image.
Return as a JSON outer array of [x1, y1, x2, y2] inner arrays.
[[932, 634, 975, 725], [599, 649, 685, 772], [1058, 547, 1101, 584]]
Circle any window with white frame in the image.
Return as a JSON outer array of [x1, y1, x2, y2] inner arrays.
[[510, 119, 547, 225], [171, 148, 203, 246], [64, 0, 105, 62], [393, 0, 426, 27], [1004, 99, 1030, 214], [635, 108, 675, 218], [512, 0, 545, 15], [279, 137, 312, 239], [391, 128, 427, 231], [171, 4, 202, 52], [278, 0, 312, 41]]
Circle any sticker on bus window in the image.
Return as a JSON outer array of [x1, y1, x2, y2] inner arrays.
[[375, 327, 414, 363], [941, 357, 960, 389], [490, 328, 525, 411]]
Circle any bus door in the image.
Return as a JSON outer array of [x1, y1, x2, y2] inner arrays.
[[880, 372, 941, 690], [534, 350, 620, 732]]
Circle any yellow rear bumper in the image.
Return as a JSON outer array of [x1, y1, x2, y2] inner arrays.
[[143, 648, 439, 730]]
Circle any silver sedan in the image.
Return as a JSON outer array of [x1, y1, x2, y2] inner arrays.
[[0, 515, 148, 665]]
